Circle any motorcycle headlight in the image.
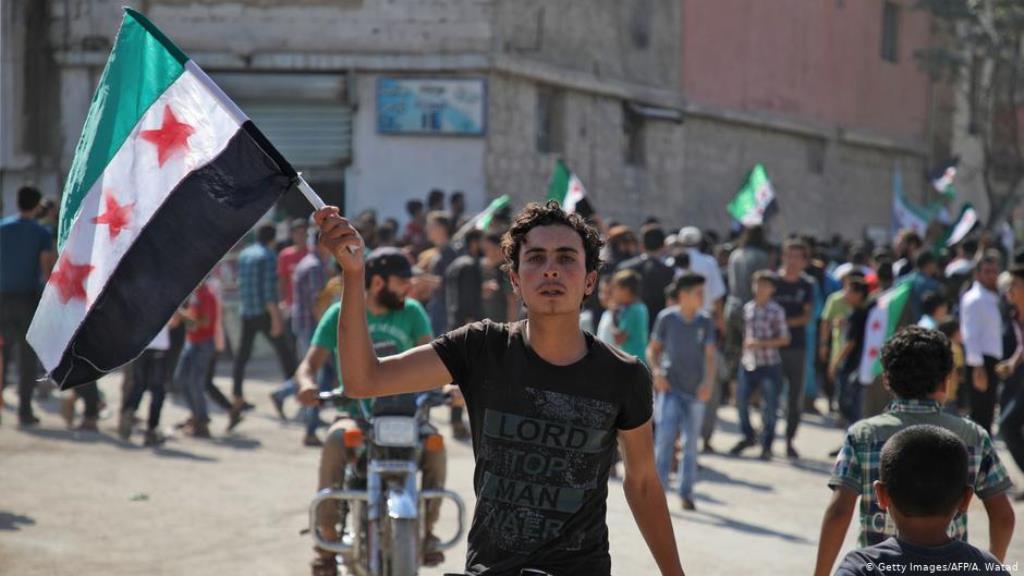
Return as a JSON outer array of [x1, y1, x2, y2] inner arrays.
[[373, 417, 418, 447]]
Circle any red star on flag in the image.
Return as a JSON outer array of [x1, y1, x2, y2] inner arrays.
[[91, 190, 134, 240], [867, 347, 879, 359], [870, 320, 882, 332], [49, 255, 94, 304], [140, 105, 194, 167]]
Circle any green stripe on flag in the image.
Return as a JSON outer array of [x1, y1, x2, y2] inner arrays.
[[546, 159, 571, 205], [871, 282, 913, 380], [476, 195, 510, 231], [57, 8, 187, 250]]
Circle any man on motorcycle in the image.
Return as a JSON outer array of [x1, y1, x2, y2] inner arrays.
[[296, 247, 448, 576], [309, 202, 686, 576]]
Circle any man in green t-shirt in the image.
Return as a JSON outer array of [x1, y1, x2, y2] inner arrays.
[[295, 248, 447, 575]]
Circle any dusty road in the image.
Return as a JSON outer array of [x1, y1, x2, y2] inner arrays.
[[2, 358, 1021, 575]]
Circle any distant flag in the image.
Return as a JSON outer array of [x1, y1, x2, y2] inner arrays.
[[929, 157, 959, 200], [452, 194, 511, 243], [727, 164, 776, 227], [891, 167, 931, 236], [546, 159, 587, 213], [944, 203, 980, 247], [27, 9, 297, 390], [858, 281, 913, 384]]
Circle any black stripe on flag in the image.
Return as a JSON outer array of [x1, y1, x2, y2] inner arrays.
[[53, 122, 295, 389]]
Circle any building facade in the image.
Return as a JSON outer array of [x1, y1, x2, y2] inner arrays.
[[1, 0, 945, 240]]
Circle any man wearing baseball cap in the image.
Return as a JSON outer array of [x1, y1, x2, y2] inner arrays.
[[296, 247, 449, 574]]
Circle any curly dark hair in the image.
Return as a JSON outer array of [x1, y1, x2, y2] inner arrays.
[[500, 200, 604, 274], [880, 326, 953, 399]]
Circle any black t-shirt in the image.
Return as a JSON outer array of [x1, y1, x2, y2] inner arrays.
[[618, 254, 675, 322], [773, 273, 815, 349], [446, 254, 483, 328], [835, 536, 1007, 576], [431, 320, 653, 576]]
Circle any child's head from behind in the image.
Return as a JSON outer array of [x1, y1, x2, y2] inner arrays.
[[874, 425, 971, 526], [611, 270, 641, 306], [881, 326, 953, 400], [671, 272, 705, 313]]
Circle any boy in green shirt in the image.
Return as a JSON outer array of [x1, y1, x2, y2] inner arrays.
[[597, 269, 650, 361]]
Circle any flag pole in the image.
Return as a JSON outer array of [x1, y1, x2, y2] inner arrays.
[[296, 172, 326, 211]]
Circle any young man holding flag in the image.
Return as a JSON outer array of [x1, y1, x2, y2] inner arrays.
[[312, 200, 684, 576]]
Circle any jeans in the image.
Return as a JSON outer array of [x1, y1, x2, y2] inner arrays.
[[0, 292, 41, 418], [232, 312, 297, 399], [174, 340, 215, 424], [970, 356, 1000, 434], [737, 364, 782, 452], [654, 390, 705, 500], [780, 348, 806, 442], [125, 349, 168, 431]]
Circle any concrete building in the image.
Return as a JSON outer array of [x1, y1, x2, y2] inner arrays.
[[1, 0, 684, 231], [675, 0, 945, 239], [2, 0, 946, 240]]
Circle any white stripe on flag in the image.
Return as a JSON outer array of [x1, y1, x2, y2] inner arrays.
[[28, 64, 246, 373]]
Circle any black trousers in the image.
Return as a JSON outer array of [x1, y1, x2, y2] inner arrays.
[[1001, 367, 1024, 477], [231, 312, 296, 399], [970, 356, 1000, 434], [125, 349, 168, 432], [0, 292, 41, 418], [79, 381, 101, 419], [204, 350, 231, 411], [780, 348, 807, 442]]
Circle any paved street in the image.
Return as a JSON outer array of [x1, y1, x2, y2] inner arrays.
[[2, 358, 1022, 575]]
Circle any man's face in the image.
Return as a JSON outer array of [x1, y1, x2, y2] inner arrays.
[[978, 262, 1000, 290], [783, 247, 807, 274], [426, 220, 448, 247], [1009, 277, 1024, 308], [754, 280, 775, 301], [510, 225, 595, 317], [291, 225, 308, 248], [678, 287, 704, 310], [372, 275, 411, 311]]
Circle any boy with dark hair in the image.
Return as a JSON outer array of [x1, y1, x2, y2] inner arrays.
[[597, 269, 649, 361], [1, 185, 56, 426], [835, 425, 1008, 575], [813, 326, 1015, 576], [647, 272, 716, 510], [918, 291, 948, 330], [730, 270, 791, 459]]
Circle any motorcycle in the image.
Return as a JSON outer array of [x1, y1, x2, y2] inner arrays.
[[309, 389, 466, 576]]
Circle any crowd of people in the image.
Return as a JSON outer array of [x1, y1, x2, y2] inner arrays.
[[2, 182, 1022, 573]]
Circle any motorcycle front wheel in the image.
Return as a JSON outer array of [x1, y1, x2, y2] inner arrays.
[[386, 518, 419, 576]]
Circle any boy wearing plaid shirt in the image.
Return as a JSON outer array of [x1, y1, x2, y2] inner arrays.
[[813, 326, 1015, 576], [729, 270, 791, 460]]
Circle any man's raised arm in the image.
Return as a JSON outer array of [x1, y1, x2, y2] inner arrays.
[[315, 208, 452, 398]]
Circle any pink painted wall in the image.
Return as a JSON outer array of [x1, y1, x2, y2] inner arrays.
[[682, 0, 932, 142]]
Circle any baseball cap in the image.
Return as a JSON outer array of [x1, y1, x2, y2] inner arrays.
[[365, 248, 413, 279], [678, 226, 702, 247]]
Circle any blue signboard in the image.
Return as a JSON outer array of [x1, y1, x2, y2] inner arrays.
[[377, 77, 487, 136]]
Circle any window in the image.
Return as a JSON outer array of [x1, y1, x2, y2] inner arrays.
[[881, 2, 900, 63], [536, 86, 564, 154], [624, 106, 645, 167]]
